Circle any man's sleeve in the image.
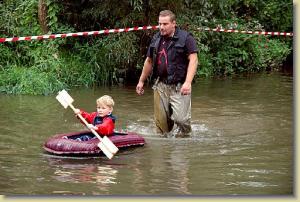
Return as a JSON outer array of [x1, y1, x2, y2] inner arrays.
[[146, 46, 152, 58], [146, 33, 159, 58], [186, 34, 198, 54], [78, 110, 93, 124]]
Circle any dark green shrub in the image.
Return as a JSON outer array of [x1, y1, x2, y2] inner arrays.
[[0, 66, 65, 95]]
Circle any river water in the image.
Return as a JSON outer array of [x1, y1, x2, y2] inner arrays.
[[0, 72, 293, 196]]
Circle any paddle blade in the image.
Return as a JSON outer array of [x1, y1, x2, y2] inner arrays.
[[102, 136, 119, 154], [56, 89, 74, 109], [98, 142, 114, 159]]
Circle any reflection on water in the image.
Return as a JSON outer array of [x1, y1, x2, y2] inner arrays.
[[169, 145, 190, 194], [46, 157, 118, 193], [0, 72, 293, 195]]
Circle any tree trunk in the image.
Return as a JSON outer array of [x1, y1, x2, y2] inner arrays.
[[38, 0, 49, 34], [139, 0, 152, 55]]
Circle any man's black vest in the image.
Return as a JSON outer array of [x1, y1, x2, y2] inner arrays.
[[149, 27, 189, 85]]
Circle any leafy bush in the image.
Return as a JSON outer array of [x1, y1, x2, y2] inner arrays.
[[0, 66, 64, 95], [189, 17, 291, 76], [0, 0, 293, 94], [74, 32, 140, 85]]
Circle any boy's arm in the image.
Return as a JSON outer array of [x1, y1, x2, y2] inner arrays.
[[75, 109, 93, 124]]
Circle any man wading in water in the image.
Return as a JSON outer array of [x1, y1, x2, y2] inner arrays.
[[136, 10, 198, 137]]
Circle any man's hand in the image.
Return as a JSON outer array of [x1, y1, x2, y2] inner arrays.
[[136, 57, 152, 95], [180, 82, 192, 95], [136, 81, 145, 95]]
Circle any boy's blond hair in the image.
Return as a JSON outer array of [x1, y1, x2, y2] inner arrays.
[[96, 95, 114, 108]]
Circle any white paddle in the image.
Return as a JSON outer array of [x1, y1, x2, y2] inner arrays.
[[56, 89, 119, 159]]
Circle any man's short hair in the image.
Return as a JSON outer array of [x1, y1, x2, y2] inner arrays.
[[159, 10, 176, 22]]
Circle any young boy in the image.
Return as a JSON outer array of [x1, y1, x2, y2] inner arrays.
[[74, 95, 116, 141]]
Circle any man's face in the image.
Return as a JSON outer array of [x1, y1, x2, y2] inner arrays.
[[158, 15, 176, 37]]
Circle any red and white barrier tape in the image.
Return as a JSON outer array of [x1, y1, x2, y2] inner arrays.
[[0, 25, 293, 43], [199, 27, 293, 37], [0, 25, 158, 43]]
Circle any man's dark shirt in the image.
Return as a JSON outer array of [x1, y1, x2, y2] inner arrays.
[[156, 36, 172, 78], [147, 32, 198, 79]]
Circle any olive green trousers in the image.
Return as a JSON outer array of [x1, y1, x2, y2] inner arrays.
[[153, 81, 192, 134]]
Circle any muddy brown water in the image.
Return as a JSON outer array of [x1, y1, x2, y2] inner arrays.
[[0, 72, 293, 195]]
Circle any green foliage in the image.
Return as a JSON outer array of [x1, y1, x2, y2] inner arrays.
[[0, 0, 41, 36], [229, 0, 292, 32], [254, 37, 291, 70], [46, 0, 60, 32], [0, 0, 293, 95], [186, 16, 291, 77], [130, 0, 143, 11], [0, 66, 64, 95], [0, 44, 16, 67], [74, 32, 140, 85]]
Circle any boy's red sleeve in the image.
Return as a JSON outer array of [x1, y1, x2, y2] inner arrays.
[[77, 110, 94, 124], [96, 117, 115, 136]]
